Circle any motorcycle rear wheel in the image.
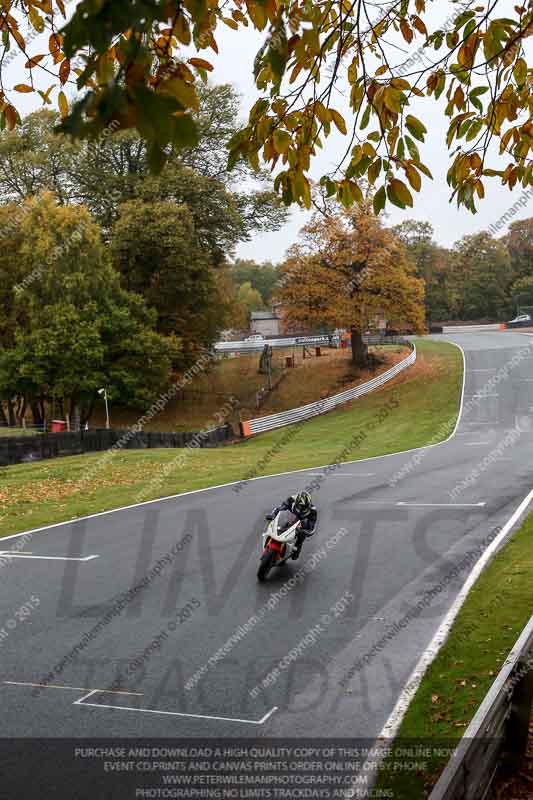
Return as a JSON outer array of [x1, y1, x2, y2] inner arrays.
[[257, 549, 276, 582]]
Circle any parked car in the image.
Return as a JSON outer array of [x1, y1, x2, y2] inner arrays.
[[245, 334, 265, 342], [508, 314, 531, 324]]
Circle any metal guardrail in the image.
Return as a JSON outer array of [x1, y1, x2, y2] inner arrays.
[[442, 324, 501, 333], [215, 334, 337, 353], [241, 338, 415, 436], [430, 613, 533, 800], [216, 333, 410, 353]]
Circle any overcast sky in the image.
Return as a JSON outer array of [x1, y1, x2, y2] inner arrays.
[[6, 1, 532, 264]]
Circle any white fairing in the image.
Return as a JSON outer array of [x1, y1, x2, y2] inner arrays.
[[262, 510, 300, 559]]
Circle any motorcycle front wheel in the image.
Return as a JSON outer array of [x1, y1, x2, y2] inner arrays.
[[257, 549, 276, 582]]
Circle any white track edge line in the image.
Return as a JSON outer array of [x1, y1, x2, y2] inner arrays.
[[1, 339, 467, 543], [378, 485, 533, 741]]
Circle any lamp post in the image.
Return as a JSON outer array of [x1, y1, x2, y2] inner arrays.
[[98, 388, 110, 429]]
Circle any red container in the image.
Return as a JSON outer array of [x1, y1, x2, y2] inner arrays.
[[51, 420, 67, 433]]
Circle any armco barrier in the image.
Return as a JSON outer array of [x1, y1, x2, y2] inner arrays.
[[430, 614, 533, 800], [241, 339, 415, 436], [0, 424, 233, 468], [215, 334, 336, 353]]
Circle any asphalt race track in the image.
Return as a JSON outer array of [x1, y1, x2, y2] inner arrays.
[[2, 331, 533, 786]]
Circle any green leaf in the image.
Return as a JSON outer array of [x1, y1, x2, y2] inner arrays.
[[360, 105, 371, 130], [405, 115, 427, 142], [147, 143, 168, 174], [368, 159, 382, 184], [405, 135, 420, 161], [373, 185, 386, 214], [387, 182, 405, 209], [390, 178, 413, 207], [172, 115, 199, 149]]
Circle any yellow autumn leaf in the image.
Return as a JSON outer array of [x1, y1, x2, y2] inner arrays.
[[14, 84, 34, 93], [25, 54, 46, 69], [222, 17, 239, 30], [273, 129, 291, 154], [330, 109, 347, 135], [405, 163, 421, 191], [158, 79, 199, 110], [314, 101, 331, 125], [58, 90, 68, 118], [28, 7, 45, 33]]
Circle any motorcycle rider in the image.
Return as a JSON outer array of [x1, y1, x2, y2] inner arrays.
[[266, 491, 318, 559]]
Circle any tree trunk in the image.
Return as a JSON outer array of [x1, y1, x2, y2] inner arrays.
[[30, 400, 43, 426], [350, 326, 369, 367], [7, 399, 16, 426], [0, 403, 7, 426], [81, 396, 96, 428], [70, 396, 81, 432]]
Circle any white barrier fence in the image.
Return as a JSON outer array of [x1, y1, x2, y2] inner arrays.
[[442, 324, 501, 333], [241, 340, 416, 436], [215, 335, 336, 353]]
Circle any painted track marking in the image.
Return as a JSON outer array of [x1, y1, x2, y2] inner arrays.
[[397, 502, 485, 508], [75, 691, 278, 725], [5, 681, 277, 726], [307, 472, 376, 478], [356, 501, 485, 508], [0, 552, 99, 562], [4, 681, 142, 696]]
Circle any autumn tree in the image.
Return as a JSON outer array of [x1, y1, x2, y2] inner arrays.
[[277, 205, 426, 366], [0, 193, 179, 427], [0, 3, 530, 214]]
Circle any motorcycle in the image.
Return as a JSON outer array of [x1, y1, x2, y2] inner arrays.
[[257, 509, 302, 582]]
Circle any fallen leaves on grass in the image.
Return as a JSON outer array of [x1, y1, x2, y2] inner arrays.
[[0, 470, 148, 515]]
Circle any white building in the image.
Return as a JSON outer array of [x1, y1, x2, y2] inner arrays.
[[250, 309, 282, 337]]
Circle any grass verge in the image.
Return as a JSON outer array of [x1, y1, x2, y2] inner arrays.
[[0, 339, 462, 536], [376, 513, 533, 798]]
